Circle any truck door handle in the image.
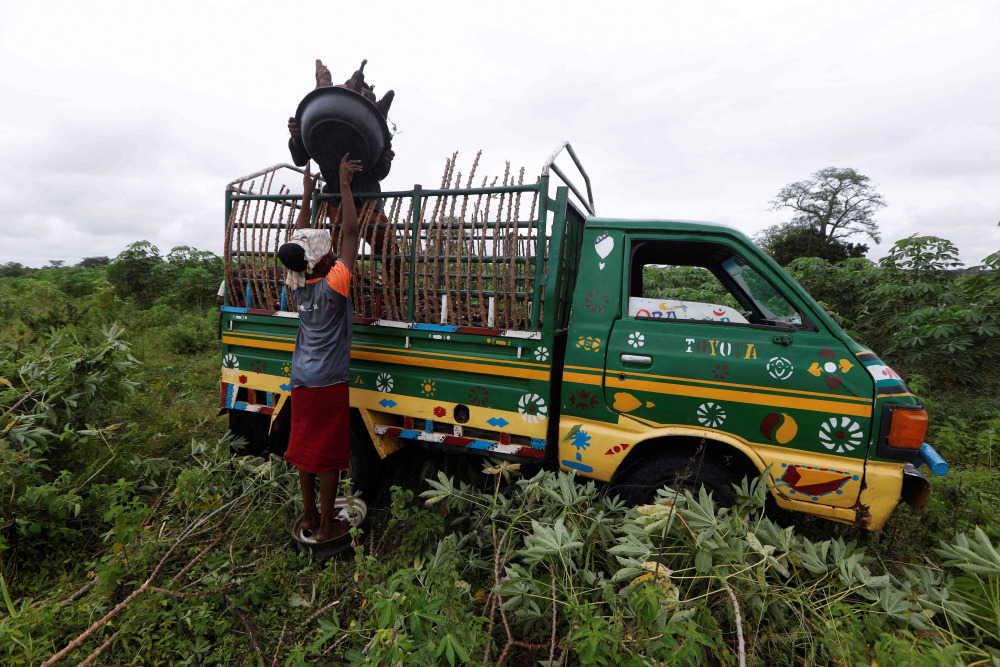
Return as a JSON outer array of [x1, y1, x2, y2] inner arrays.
[[621, 354, 652, 366]]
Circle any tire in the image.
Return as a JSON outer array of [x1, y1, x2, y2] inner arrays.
[[347, 414, 384, 503], [267, 409, 291, 458], [228, 410, 271, 457], [610, 451, 742, 507]]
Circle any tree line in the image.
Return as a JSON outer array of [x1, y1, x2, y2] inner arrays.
[[1, 242, 223, 310]]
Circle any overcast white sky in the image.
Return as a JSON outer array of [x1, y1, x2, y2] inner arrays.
[[1, 0, 997, 267]]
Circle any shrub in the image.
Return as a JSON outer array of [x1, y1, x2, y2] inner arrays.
[[163, 312, 217, 355], [157, 246, 224, 310], [106, 241, 168, 307], [0, 262, 30, 278], [787, 237, 1000, 386], [77, 256, 111, 268], [106, 242, 223, 310], [0, 324, 139, 572]]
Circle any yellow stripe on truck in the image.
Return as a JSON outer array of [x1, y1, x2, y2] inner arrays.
[[614, 376, 872, 417], [222, 335, 294, 352], [565, 367, 871, 417]]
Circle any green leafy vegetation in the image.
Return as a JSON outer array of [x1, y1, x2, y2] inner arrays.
[[643, 265, 740, 309], [787, 236, 1000, 386], [1, 236, 999, 664], [755, 224, 870, 266]]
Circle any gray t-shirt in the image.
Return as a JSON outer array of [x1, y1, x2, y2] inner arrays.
[[289, 260, 354, 388]]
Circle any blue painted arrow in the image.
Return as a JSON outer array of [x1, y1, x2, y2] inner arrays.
[[379, 399, 397, 408], [487, 417, 509, 428]]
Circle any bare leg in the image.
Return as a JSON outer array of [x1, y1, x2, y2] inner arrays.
[[299, 470, 319, 532], [313, 470, 349, 543]]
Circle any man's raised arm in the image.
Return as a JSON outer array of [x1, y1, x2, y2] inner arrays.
[[294, 164, 318, 230], [337, 154, 363, 272]]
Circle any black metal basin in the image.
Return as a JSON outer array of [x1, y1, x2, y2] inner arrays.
[[290, 496, 367, 558], [295, 87, 391, 170]]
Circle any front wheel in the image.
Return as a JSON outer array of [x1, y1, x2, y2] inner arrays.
[[610, 451, 742, 507]]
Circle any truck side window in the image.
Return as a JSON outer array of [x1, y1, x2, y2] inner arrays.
[[629, 240, 803, 328], [719, 256, 801, 325]]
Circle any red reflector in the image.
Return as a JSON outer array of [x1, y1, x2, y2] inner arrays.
[[888, 408, 927, 450]]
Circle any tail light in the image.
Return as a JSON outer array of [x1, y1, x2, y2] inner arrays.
[[887, 405, 927, 450]]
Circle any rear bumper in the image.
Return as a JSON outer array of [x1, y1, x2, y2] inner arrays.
[[901, 463, 931, 514]]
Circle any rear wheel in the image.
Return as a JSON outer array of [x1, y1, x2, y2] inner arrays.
[[610, 451, 742, 507], [347, 413, 384, 503], [228, 410, 270, 457]]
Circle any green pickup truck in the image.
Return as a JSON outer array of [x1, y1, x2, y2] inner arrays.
[[219, 144, 945, 530]]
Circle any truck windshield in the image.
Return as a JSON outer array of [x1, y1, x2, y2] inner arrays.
[[720, 256, 801, 326]]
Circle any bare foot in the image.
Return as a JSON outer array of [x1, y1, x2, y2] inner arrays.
[[313, 519, 351, 544], [300, 508, 320, 534]]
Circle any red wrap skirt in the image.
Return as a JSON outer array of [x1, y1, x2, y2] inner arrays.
[[284, 382, 350, 474]]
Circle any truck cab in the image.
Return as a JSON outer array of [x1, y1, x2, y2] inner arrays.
[[556, 219, 933, 528]]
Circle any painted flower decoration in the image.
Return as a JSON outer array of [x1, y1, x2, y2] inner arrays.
[[696, 402, 727, 428], [238, 374, 248, 385], [570, 429, 592, 454], [584, 291, 609, 314], [808, 348, 854, 389], [568, 389, 598, 411], [249, 359, 266, 374], [420, 380, 436, 397], [819, 417, 864, 453], [628, 332, 645, 348], [281, 363, 292, 377], [433, 406, 447, 418], [375, 373, 394, 393], [468, 385, 489, 406], [222, 354, 239, 377], [712, 364, 730, 380], [534, 347, 550, 362], [766, 357, 793, 381], [517, 393, 548, 424]]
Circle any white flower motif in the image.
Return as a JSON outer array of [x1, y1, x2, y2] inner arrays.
[[628, 332, 645, 348], [818, 417, 864, 453], [222, 354, 239, 377], [375, 373, 394, 393], [517, 393, 548, 424], [696, 402, 727, 428], [766, 357, 794, 380], [533, 347, 550, 362]]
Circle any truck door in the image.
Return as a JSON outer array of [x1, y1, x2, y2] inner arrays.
[[602, 237, 874, 509]]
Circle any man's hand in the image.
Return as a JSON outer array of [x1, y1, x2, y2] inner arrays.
[[339, 153, 363, 189], [303, 163, 318, 197], [288, 117, 300, 138], [372, 146, 395, 180]]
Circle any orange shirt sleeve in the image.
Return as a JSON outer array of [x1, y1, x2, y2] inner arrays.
[[326, 259, 353, 297]]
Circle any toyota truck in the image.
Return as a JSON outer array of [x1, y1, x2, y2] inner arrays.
[[218, 143, 945, 530]]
